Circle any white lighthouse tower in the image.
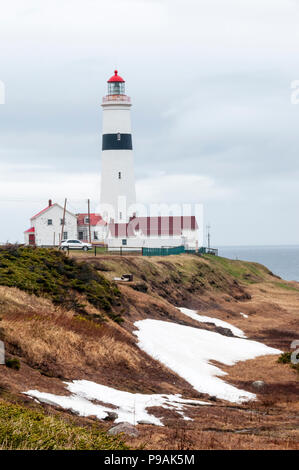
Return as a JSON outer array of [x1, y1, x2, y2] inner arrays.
[[100, 70, 136, 223]]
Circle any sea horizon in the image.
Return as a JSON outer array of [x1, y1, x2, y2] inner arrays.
[[218, 245, 299, 282]]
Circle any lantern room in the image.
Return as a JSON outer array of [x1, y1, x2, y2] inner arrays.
[[107, 70, 125, 95]]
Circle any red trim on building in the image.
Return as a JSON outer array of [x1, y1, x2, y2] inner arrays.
[[24, 227, 35, 233]]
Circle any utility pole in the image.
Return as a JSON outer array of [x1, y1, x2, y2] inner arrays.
[[87, 199, 91, 244], [60, 198, 67, 246], [206, 224, 211, 250]]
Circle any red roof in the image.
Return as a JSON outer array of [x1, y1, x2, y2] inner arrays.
[[24, 227, 35, 233], [31, 203, 54, 220], [109, 216, 198, 238], [107, 70, 125, 83], [77, 213, 106, 227]]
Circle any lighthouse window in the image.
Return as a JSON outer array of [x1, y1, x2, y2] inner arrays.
[[117, 133, 121, 141], [119, 212, 122, 220], [108, 82, 125, 95], [118, 171, 121, 179]]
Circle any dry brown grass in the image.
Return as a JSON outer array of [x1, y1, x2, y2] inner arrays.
[[1, 253, 298, 450], [2, 308, 141, 378], [0, 285, 198, 396]]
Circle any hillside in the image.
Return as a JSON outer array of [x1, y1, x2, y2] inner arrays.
[[0, 246, 298, 449]]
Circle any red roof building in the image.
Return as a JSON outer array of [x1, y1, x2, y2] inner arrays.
[[76, 213, 107, 243], [108, 216, 198, 239]]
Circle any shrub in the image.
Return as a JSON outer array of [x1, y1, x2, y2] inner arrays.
[[278, 352, 299, 373], [0, 247, 122, 322], [5, 358, 20, 370], [131, 282, 148, 293]]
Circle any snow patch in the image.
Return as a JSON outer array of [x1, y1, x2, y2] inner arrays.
[[134, 319, 281, 403], [24, 380, 209, 426], [179, 307, 246, 338]]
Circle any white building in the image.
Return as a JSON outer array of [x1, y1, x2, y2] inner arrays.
[[100, 70, 136, 223], [24, 200, 77, 246], [24, 202, 108, 246], [107, 216, 199, 250]]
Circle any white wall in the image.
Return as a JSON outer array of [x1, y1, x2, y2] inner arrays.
[[106, 234, 198, 250], [77, 224, 107, 242], [102, 104, 132, 134], [31, 205, 77, 246], [100, 150, 136, 221], [100, 101, 136, 223]]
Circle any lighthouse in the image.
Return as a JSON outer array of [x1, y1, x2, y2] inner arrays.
[[100, 70, 136, 223]]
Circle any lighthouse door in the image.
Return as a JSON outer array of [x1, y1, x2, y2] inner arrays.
[[29, 234, 35, 246]]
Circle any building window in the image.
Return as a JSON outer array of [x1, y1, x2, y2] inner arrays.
[[47, 219, 52, 225], [60, 218, 65, 225], [78, 232, 84, 240], [84, 217, 90, 224], [93, 231, 98, 240], [122, 239, 127, 246], [119, 211, 122, 220], [63, 232, 68, 240], [118, 171, 121, 179]]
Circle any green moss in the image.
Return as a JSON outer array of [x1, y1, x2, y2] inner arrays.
[[275, 282, 299, 292], [0, 246, 122, 322], [202, 255, 269, 283], [278, 352, 299, 373], [0, 400, 128, 450]]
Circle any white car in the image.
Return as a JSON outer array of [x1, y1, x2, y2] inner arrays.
[[60, 239, 92, 251]]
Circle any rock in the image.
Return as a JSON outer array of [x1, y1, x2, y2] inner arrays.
[[103, 411, 118, 422], [214, 326, 234, 337], [108, 422, 139, 437], [209, 396, 217, 402], [137, 419, 153, 425], [252, 380, 265, 389]]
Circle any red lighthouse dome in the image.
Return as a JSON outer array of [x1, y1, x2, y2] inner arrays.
[[107, 70, 125, 83], [107, 70, 125, 95]]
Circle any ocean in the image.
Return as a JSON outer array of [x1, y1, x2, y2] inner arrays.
[[218, 245, 299, 282]]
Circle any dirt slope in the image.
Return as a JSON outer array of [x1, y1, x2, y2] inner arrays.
[[0, 248, 298, 449]]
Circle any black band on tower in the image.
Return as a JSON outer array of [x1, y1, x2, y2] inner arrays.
[[102, 133, 133, 150]]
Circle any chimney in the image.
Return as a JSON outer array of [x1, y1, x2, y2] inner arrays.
[[48, 199, 52, 207]]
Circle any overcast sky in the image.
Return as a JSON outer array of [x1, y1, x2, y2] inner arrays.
[[1, 0, 299, 245]]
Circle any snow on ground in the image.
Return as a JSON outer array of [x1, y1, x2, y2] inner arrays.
[[134, 319, 281, 403], [25, 380, 209, 426], [179, 307, 246, 338]]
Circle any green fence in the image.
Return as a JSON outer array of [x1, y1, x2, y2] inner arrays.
[[142, 245, 218, 257], [142, 245, 185, 257]]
